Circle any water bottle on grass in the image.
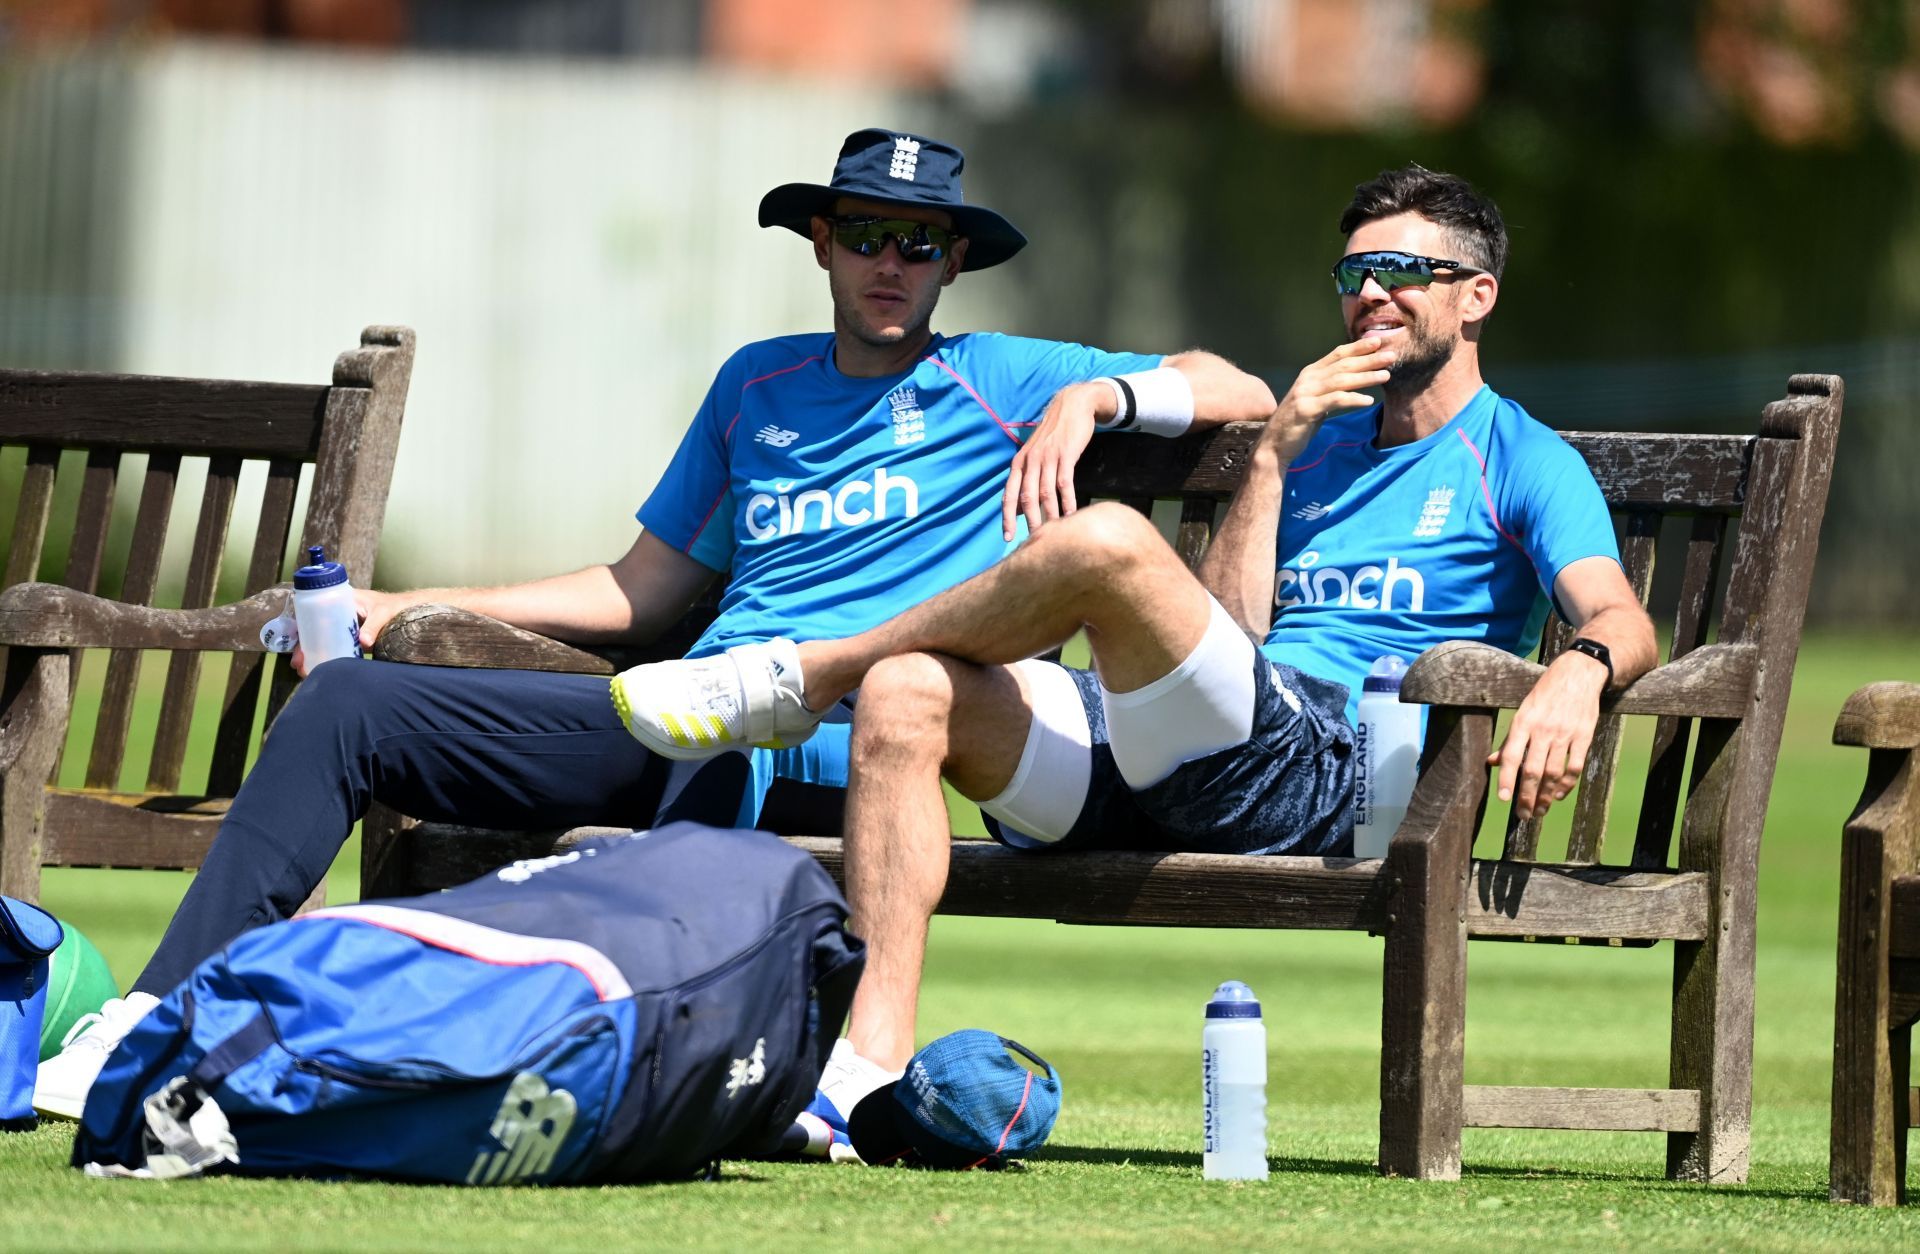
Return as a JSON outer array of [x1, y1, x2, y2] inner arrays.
[[1203, 979, 1267, 1181]]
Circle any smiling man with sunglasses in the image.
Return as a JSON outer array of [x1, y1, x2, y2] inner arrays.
[[612, 164, 1658, 1159], [32, 127, 1274, 1128]]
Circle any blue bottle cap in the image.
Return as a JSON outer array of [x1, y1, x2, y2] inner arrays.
[[294, 544, 349, 591], [1362, 653, 1408, 694], [1206, 979, 1261, 1018]]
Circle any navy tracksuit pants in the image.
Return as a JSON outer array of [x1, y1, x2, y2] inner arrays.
[[132, 659, 832, 996]]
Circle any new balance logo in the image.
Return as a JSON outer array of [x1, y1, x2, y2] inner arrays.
[[1291, 500, 1331, 521], [467, 1072, 577, 1185], [745, 468, 922, 540], [726, 1039, 768, 1097], [888, 136, 921, 181], [755, 425, 800, 448], [1413, 486, 1454, 538]]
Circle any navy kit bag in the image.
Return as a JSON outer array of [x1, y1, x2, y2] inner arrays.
[[73, 823, 863, 1182], [2, 896, 65, 1131]]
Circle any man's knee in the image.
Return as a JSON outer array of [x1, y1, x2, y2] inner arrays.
[[273, 659, 410, 741], [1026, 501, 1170, 578], [853, 653, 960, 751]]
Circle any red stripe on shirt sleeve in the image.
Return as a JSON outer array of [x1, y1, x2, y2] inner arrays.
[[924, 355, 1022, 446]]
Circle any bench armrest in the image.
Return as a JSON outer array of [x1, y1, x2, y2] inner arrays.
[[0, 581, 290, 653], [370, 604, 629, 674], [1400, 639, 1758, 720], [1834, 682, 1920, 750]]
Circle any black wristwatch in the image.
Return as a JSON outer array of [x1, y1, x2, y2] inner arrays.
[[1566, 637, 1615, 689]]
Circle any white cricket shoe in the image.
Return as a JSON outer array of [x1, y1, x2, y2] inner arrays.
[[610, 638, 821, 761], [782, 1038, 902, 1162], [33, 991, 162, 1120]]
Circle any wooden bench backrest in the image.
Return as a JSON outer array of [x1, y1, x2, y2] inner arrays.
[[0, 327, 413, 800], [1073, 374, 1843, 872]]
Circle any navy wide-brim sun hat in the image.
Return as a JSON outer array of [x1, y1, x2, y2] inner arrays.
[[759, 128, 1027, 272]]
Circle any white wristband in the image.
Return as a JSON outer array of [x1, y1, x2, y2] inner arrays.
[[1096, 367, 1194, 437]]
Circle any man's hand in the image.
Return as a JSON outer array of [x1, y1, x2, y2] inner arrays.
[[1002, 380, 1107, 541], [289, 588, 399, 677], [1263, 338, 1397, 465], [1488, 649, 1611, 820]]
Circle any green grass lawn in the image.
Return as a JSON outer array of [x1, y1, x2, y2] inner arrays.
[[4, 631, 1917, 1250]]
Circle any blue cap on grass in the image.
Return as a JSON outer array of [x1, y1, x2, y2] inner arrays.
[[847, 1029, 1061, 1169]]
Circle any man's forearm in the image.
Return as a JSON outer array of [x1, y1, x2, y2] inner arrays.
[[1164, 350, 1277, 429], [1198, 446, 1284, 638], [1565, 603, 1659, 689], [381, 565, 663, 644]]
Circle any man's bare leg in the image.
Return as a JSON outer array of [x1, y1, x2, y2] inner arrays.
[[839, 653, 1031, 1070], [802, 502, 1215, 707]]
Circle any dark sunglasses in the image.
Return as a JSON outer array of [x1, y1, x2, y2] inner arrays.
[[830, 215, 955, 263], [1331, 250, 1484, 296]]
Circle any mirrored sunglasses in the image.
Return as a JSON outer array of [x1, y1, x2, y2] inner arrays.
[[831, 215, 954, 263], [1331, 250, 1484, 296]]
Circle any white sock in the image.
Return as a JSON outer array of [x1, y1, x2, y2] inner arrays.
[[818, 1038, 903, 1121]]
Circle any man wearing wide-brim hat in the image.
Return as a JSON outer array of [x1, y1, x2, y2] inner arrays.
[[36, 128, 1276, 1146]]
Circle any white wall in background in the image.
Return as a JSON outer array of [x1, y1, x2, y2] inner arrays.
[[107, 44, 1015, 587]]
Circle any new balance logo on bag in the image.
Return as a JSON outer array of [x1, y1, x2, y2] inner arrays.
[[468, 1072, 578, 1185]]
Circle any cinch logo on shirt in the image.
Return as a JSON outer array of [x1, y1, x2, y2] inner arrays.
[[1277, 551, 1427, 611], [744, 468, 921, 540]]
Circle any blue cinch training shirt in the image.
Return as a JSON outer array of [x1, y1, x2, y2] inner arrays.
[[638, 330, 1163, 809], [1261, 386, 1622, 725]]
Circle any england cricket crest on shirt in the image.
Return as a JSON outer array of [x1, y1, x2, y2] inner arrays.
[[1413, 486, 1454, 538], [888, 385, 926, 446]]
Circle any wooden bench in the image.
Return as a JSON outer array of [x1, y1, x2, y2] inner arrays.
[[363, 372, 1841, 1184], [0, 327, 414, 905], [1830, 680, 1920, 1205]]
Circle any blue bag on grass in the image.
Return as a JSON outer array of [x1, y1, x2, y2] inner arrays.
[[1, 895, 64, 1131], [73, 823, 863, 1182]]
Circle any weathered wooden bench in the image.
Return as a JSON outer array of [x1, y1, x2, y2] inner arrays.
[[0, 327, 414, 905], [363, 373, 1841, 1184], [1830, 680, 1920, 1205]]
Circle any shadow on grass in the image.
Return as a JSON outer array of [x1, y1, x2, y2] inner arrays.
[[1039, 1148, 1821, 1200]]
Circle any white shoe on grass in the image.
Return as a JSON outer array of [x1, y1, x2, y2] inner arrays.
[[610, 638, 821, 760], [33, 991, 161, 1121], [785, 1039, 901, 1162]]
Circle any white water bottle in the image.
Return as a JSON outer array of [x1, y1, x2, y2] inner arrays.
[[1203, 979, 1267, 1181], [292, 545, 362, 668], [1353, 655, 1422, 858]]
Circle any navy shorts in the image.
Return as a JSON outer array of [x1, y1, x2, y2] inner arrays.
[[982, 650, 1357, 857]]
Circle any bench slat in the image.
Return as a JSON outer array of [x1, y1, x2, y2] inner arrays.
[[209, 458, 302, 794], [1566, 511, 1661, 864], [1463, 1085, 1701, 1132], [0, 372, 329, 460], [2, 445, 59, 591], [40, 789, 227, 869], [1074, 427, 1754, 510], [789, 837, 1710, 939], [61, 448, 120, 596], [149, 455, 241, 792], [1635, 511, 1728, 867], [85, 452, 180, 790], [1175, 495, 1214, 569]]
